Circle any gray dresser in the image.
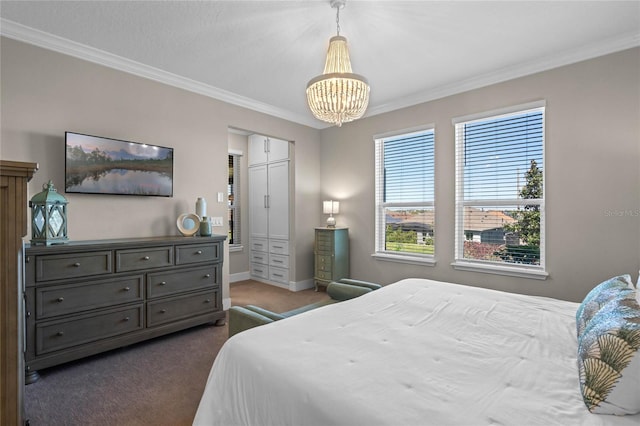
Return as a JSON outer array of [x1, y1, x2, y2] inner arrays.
[[314, 227, 349, 291], [24, 235, 226, 382]]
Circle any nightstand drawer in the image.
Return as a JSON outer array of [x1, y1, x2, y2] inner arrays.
[[147, 265, 217, 298], [147, 290, 219, 327], [175, 243, 220, 265], [36, 305, 143, 355], [314, 269, 334, 281], [116, 246, 173, 272], [35, 251, 112, 282], [36, 275, 144, 319]]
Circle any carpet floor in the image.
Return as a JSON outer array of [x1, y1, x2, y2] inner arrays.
[[23, 280, 329, 426]]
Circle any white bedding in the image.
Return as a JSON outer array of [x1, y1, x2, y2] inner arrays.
[[193, 278, 640, 425]]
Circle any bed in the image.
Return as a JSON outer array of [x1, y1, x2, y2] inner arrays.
[[193, 278, 640, 425]]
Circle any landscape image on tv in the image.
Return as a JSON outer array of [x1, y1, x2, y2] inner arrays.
[[65, 132, 174, 197]]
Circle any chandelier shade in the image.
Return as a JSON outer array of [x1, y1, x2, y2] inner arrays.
[[306, 4, 370, 127]]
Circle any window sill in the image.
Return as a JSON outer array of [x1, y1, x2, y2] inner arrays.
[[451, 261, 548, 280], [229, 245, 243, 253], [372, 252, 436, 267]]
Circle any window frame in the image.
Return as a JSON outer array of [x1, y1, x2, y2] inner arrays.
[[373, 125, 436, 266], [451, 101, 547, 280]]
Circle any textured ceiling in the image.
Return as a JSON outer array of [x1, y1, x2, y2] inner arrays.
[[1, 1, 639, 128]]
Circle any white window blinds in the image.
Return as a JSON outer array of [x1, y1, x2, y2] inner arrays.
[[228, 153, 241, 246], [454, 103, 545, 271], [375, 128, 435, 259]]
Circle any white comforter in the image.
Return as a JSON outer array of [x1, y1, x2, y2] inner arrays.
[[193, 278, 640, 425]]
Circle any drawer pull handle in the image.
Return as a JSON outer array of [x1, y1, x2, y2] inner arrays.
[[204, 273, 211, 278], [204, 299, 211, 304], [56, 297, 64, 303], [123, 317, 130, 322], [273, 260, 283, 264], [73, 262, 80, 267], [272, 245, 283, 249], [159, 281, 167, 286], [196, 250, 203, 255], [143, 256, 150, 260], [123, 287, 130, 292], [56, 331, 64, 337], [160, 309, 167, 314]]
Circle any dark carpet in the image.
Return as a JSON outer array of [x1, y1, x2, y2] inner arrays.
[[23, 280, 329, 426]]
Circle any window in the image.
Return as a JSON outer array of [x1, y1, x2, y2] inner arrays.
[[228, 153, 241, 248], [374, 127, 435, 264], [453, 101, 546, 279]]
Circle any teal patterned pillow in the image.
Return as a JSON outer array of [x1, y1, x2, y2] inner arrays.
[[576, 275, 633, 336], [577, 291, 640, 415]]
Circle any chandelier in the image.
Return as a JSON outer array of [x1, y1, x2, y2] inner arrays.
[[306, 0, 370, 127]]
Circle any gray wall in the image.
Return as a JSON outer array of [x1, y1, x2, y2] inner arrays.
[[0, 37, 322, 303], [2, 36, 638, 303], [320, 47, 640, 302]]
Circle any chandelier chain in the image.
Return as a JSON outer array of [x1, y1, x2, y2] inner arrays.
[[336, 5, 341, 36]]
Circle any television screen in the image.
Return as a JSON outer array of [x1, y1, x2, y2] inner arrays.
[[65, 132, 174, 197]]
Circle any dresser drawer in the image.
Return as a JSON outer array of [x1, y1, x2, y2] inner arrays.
[[268, 240, 289, 255], [250, 251, 268, 265], [147, 265, 217, 298], [35, 251, 112, 282], [269, 253, 289, 269], [250, 238, 268, 252], [315, 230, 334, 244], [175, 242, 220, 265], [115, 246, 173, 272], [250, 263, 269, 279], [269, 266, 289, 284], [147, 290, 219, 327], [36, 275, 144, 319], [36, 305, 143, 355]]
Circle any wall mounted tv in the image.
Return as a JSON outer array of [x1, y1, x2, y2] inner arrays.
[[65, 132, 174, 197]]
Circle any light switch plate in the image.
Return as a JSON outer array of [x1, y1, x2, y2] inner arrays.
[[217, 192, 224, 202], [211, 216, 224, 227]]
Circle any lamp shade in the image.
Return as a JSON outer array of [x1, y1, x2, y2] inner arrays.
[[323, 200, 340, 215]]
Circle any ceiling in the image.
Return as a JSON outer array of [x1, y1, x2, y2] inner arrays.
[[1, 1, 639, 129]]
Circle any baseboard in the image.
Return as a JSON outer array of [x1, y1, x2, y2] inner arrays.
[[230, 271, 251, 283], [289, 278, 314, 292]]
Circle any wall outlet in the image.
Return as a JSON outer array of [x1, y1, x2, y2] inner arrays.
[[211, 216, 224, 227]]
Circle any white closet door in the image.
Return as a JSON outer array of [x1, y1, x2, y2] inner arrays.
[[267, 161, 289, 240], [248, 134, 268, 166], [248, 165, 268, 239], [267, 137, 289, 162]]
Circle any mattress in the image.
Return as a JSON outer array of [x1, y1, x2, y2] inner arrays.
[[193, 278, 640, 425]]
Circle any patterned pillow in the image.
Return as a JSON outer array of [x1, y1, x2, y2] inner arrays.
[[577, 291, 640, 415], [576, 275, 633, 336]]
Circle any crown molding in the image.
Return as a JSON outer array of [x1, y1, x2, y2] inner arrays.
[[0, 19, 322, 129], [365, 31, 640, 118], [2, 18, 638, 129]]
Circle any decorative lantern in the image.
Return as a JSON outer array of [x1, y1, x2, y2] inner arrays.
[[29, 180, 69, 245]]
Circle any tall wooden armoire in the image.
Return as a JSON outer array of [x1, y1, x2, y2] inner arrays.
[[1, 160, 38, 426]]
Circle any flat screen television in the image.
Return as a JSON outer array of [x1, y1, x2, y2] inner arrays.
[[65, 132, 174, 197]]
